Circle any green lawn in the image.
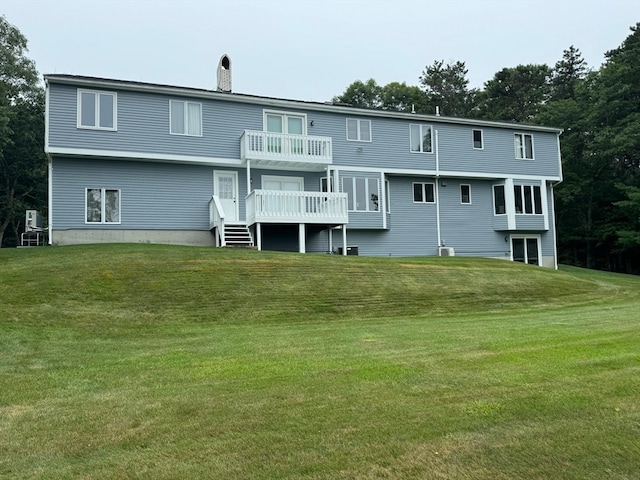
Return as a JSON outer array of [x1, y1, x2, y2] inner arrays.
[[1, 244, 639, 479]]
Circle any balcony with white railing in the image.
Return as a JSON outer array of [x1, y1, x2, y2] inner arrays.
[[240, 130, 332, 170], [246, 190, 348, 225]]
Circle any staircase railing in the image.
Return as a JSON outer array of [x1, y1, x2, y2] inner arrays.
[[209, 195, 226, 247]]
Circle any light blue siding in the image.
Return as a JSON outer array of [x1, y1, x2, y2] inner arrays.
[[46, 76, 561, 265], [48, 82, 561, 179], [52, 158, 240, 231]]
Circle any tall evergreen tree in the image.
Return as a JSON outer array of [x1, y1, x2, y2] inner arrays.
[[480, 64, 552, 123], [551, 46, 589, 101], [419, 60, 478, 117]]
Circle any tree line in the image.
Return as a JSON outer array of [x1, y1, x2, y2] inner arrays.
[[1, 16, 638, 273], [334, 24, 640, 274]]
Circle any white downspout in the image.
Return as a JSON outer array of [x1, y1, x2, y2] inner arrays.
[[47, 156, 53, 245], [44, 79, 53, 245], [381, 171, 387, 229], [435, 129, 442, 250]]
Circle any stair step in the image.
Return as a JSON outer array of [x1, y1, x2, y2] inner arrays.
[[221, 224, 253, 247]]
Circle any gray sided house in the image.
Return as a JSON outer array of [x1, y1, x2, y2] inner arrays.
[[44, 67, 563, 268]]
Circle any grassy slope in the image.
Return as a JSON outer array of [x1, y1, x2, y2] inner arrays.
[[0, 244, 639, 479]]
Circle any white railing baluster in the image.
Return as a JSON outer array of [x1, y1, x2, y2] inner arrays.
[[240, 130, 332, 164], [245, 189, 348, 224]]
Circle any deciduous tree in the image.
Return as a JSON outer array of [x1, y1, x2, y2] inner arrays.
[[0, 15, 46, 247]]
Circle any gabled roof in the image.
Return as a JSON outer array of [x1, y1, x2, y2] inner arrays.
[[44, 74, 562, 134]]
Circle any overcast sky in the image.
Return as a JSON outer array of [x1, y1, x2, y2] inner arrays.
[[3, 0, 639, 102]]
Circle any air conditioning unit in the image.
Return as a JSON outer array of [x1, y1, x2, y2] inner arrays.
[[438, 246, 455, 257], [25, 210, 43, 232]]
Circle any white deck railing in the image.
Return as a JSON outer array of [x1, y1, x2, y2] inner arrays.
[[209, 195, 226, 246], [240, 130, 332, 164], [246, 190, 348, 225]]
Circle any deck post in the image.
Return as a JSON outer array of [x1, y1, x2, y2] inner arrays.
[[298, 223, 306, 253], [256, 223, 262, 251], [342, 225, 347, 256], [246, 160, 251, 198], [328, 227, 333, 254]]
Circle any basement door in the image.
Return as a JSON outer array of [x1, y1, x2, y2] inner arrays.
[[511, 236, 541, 266], [214, 171, 238, 223]]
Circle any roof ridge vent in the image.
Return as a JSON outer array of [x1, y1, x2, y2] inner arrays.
[[217, 54, 231, 92]]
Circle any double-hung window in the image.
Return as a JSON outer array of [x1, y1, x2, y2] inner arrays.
[[514, 185, 543, 214], [413, 183, 435, 203], [460, 184, 471, 204], [346, 119, 371, 142], [170, 100, 202, 136], [472, 129, 483, 149], [77, 90, 116, 130], [515, 133, 534, 159], [86, 188, 120, 224], [410, 124, 432, 153], [342, 177, 380, 211]]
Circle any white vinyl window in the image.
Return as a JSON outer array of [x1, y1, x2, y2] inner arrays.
[[170, 100, 202, 136], [514, 185, 543, 214], [86, 188, 120, 224], [460, 184, 471, 204], [342, 177, 380, 212], [346, 118, 372, 142], [493, 185, 506, 215], [515, 133, 534, 159], [77, 89, 116, 130], [473, 129, 483, 149], [413, 182, 435, 203], [410, 124, 433, 153]]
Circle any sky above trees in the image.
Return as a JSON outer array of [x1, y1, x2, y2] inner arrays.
[[2, 0, 638, 101]]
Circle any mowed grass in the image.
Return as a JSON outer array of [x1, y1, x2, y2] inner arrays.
[[0, 244, 639, 479]]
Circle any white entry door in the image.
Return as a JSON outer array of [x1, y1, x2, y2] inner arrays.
[[214, 171, 238, 223]]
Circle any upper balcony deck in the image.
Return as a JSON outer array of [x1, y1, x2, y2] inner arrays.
[[240, 130, 332, 171]]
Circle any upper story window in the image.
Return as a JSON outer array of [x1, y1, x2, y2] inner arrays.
[[473, 129, 483, 149], [413, 182, 435, 203], [265, 111, 306, 135], [346, 119, 371, 142], [342, 177, 379, 212], [77, 90, 116, 130], [410, 124, 432, 153], [170, 100, 202, 136], [86, 188, 120, 224], [515, 133, 534, 159], [514, 185, 543, 214]]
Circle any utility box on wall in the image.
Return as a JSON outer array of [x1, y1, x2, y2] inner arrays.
[[25, 210, 43, 232], [337, 245, 359, 255]]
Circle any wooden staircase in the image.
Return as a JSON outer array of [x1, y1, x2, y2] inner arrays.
[[223, 224, 254, 248]]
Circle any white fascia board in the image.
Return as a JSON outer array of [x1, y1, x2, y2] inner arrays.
[[337, 164, 561, 182], [47, 147, 244, 167], [45, 75, 563, 134]]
